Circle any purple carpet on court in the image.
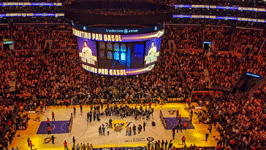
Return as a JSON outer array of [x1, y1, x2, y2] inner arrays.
[[164, 117, 194, 130], [37, 121, 69, 134]]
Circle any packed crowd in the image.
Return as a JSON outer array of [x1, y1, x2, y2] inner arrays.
[[241, 55, 266, 77], [178, 51, 206, 92], [231, 28, 264, 54], [0, 17, 67, 24], [261, 41, 266, 57], [206, 53, 242, 89], [0, 93, 33, 150], [167, 25, 203, 49], [203, 26, 232, 52], [0, 25, 10, 40], [10, 25, 76, 50], [210, 91, 266, 150], [0, 15, 266, 150], [1, 23, 265, 94]]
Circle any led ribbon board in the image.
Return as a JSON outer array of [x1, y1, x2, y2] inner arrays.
[[174, 4, 266, 12], [0, 13, 64, 17], [173, 14, 266, 23], [0, 2, 62, 6], [72, 28, 164, 42], [82, 64, 155, 76]]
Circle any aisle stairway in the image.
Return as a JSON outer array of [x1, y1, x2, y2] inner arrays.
[[9, 71, 16, 92]]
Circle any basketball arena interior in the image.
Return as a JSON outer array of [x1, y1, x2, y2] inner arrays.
[[0, 0, 266, 150]]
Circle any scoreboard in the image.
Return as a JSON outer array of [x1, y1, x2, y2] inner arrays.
[[73, 27, 164, 76]]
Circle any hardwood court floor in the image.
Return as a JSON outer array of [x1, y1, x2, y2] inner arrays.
[[9, 103, 220, 150]]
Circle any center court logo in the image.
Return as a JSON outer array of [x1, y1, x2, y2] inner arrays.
[[168, 110, 176, 115], [104, 120, 131, 130]]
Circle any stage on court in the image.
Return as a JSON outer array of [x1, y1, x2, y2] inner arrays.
[[8, 103, 220, 150]]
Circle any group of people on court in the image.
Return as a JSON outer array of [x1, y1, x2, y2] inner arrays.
[[103, 105, 154, 121], [147, 139, 173, 150], [46, 111, 55, 134]]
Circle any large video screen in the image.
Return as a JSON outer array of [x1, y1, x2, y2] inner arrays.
[[77, 37, 98, 67], [97, 41, 145, 69], [144, 37, 162, 66], [76, 35, 163, 76]]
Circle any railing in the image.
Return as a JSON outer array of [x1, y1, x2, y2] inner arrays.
[[247, 77, 266, 97]]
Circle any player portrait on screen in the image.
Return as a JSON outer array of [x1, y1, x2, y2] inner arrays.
[[82, 41, 92, 58], [80, 40, 97, 65], [145, 41, 159, 64], [148, 42, 157, 56]]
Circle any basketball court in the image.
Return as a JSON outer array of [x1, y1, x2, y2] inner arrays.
[[9, 103, 220, 150]]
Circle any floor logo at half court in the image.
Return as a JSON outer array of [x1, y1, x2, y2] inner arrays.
[[103, 120, 131, 130], [168, 110, 176, 115]]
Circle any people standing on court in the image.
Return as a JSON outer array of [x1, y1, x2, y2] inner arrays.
[[172, 129, 175, 139], [176, 110, 179, 118], [151, 141, 154, 150], [190, 110, 193, 122], [206, 132, 209, 142], [29, 140, 33, 150], [107, 127, 110, 136], [47, 126, 51, 134], [80, 105, 83, 114], [63, 140, 68, 150], [161, 140, 164, 149], [126, 126, 129, 136], [109, 118, 112, 128], [52, 111, 55, 121], [179, 115, 182, 124], [99, 126, 102, 135], [51, 135, 55, 144], [180, 123, 183, 133], [182, 136, 186, 145], [165, 140, 168, 150], [143, 121, 146, 131], [131, 124, 136, 135], [87, 112, 90, 122], [147, 141, 150, 150], [138, 124, 142, 134], [93, 112, 96, 121], [89, 111, 92, 123], [102, 125, 105, 136], [47, 117, 50, 126], [73, 136, 76, 147], [168, 140, 173, 150], [90, 104, 93, 111], [76, 144, 80, 150], [27, 138, 30, 147], [73, 107, 76, 117], [183, 122, 187, 130]]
